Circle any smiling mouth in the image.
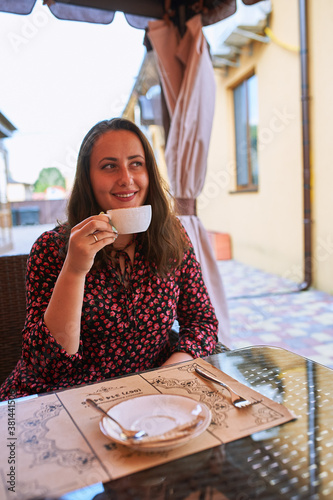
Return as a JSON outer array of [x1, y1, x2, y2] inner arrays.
[[114, 193, 135, 198]]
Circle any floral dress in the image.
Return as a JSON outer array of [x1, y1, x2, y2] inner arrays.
[[0, 226, 218, 400]]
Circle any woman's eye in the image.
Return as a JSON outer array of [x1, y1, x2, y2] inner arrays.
[[102, 163, 116, 170]]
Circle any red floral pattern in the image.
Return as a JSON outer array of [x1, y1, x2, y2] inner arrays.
[[0, 226, 218, 400]]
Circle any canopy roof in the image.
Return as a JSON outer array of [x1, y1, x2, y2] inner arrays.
[[0, 0, 266, 29]]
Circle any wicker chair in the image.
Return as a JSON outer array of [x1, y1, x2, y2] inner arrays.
[[0, 254, 28, 385]]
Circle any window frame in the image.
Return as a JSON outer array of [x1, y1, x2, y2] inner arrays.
[[232, 72, 258, 193]]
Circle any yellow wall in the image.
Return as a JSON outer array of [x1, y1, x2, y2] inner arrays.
[[309, 0, 333, 294], [199, 0, 333, 294]]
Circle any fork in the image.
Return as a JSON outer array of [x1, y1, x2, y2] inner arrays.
[[194, 367, 262, 409]]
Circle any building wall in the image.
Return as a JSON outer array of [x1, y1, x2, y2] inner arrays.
[[199, 0, 333, 294], [309, 0, 333, 294], [0, 144, 13, 253]]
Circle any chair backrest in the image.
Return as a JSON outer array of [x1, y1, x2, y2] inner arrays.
[[0, 254, 28, 385]]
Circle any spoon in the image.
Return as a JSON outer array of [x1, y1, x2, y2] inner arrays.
[[86, 398, 147, 440]]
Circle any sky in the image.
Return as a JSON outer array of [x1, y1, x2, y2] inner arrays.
[[0, 3, 146, 185]]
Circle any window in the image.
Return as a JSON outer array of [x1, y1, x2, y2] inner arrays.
[[233, 74, 258, 190]]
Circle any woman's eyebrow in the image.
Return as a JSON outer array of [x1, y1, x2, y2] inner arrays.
[[128, 154, 145, 160], [100, 154, 145, 161], [101, 156, 117, 161]]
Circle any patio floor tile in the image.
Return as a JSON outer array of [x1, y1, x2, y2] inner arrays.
[[218, 260, 333, 369]]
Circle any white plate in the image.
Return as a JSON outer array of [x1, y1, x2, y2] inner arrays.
[[99, 394, 211, 452]]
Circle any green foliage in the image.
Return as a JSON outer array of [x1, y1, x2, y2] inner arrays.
[[34, 167, 66, 193]]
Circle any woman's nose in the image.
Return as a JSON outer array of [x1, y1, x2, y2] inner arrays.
[[117, 166, 133, 185]]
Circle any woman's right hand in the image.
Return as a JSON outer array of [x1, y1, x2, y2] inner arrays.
[[65, 214, 117, 275]]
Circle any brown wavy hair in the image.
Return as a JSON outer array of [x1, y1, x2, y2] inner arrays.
[[65, 118, 188, 276]]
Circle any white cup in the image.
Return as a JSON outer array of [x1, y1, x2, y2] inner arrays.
[[106, 205, 152, 235]]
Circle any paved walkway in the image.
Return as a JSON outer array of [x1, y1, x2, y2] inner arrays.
[[3, 225, 333, 369], [218, 260, 333, 369]]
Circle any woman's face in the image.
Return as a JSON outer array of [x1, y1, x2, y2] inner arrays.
[[90, 129, 149, 212]]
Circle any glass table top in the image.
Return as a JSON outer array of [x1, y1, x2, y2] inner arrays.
[[46, 346, 333, 500]]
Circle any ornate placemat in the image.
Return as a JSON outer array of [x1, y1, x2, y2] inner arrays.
[[0, 358, 294, 499]]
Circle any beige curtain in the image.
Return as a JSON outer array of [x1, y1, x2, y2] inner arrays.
[[148, 15, 230, 344]]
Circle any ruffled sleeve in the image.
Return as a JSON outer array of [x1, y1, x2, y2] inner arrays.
[[172, 234, 219, 358]]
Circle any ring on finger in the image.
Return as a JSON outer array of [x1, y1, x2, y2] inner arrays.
[[92, 233, 99, 243]]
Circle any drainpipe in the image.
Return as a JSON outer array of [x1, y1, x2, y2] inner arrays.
[[298, 0, 312, 291]]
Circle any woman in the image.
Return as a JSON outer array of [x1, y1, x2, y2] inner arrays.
[[0, 118, 218, 401]]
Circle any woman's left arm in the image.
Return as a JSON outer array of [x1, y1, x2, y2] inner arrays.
[[168, 244, 219, 361]]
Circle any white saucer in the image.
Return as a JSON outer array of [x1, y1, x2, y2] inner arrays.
[[99, 394, 211, 452]]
